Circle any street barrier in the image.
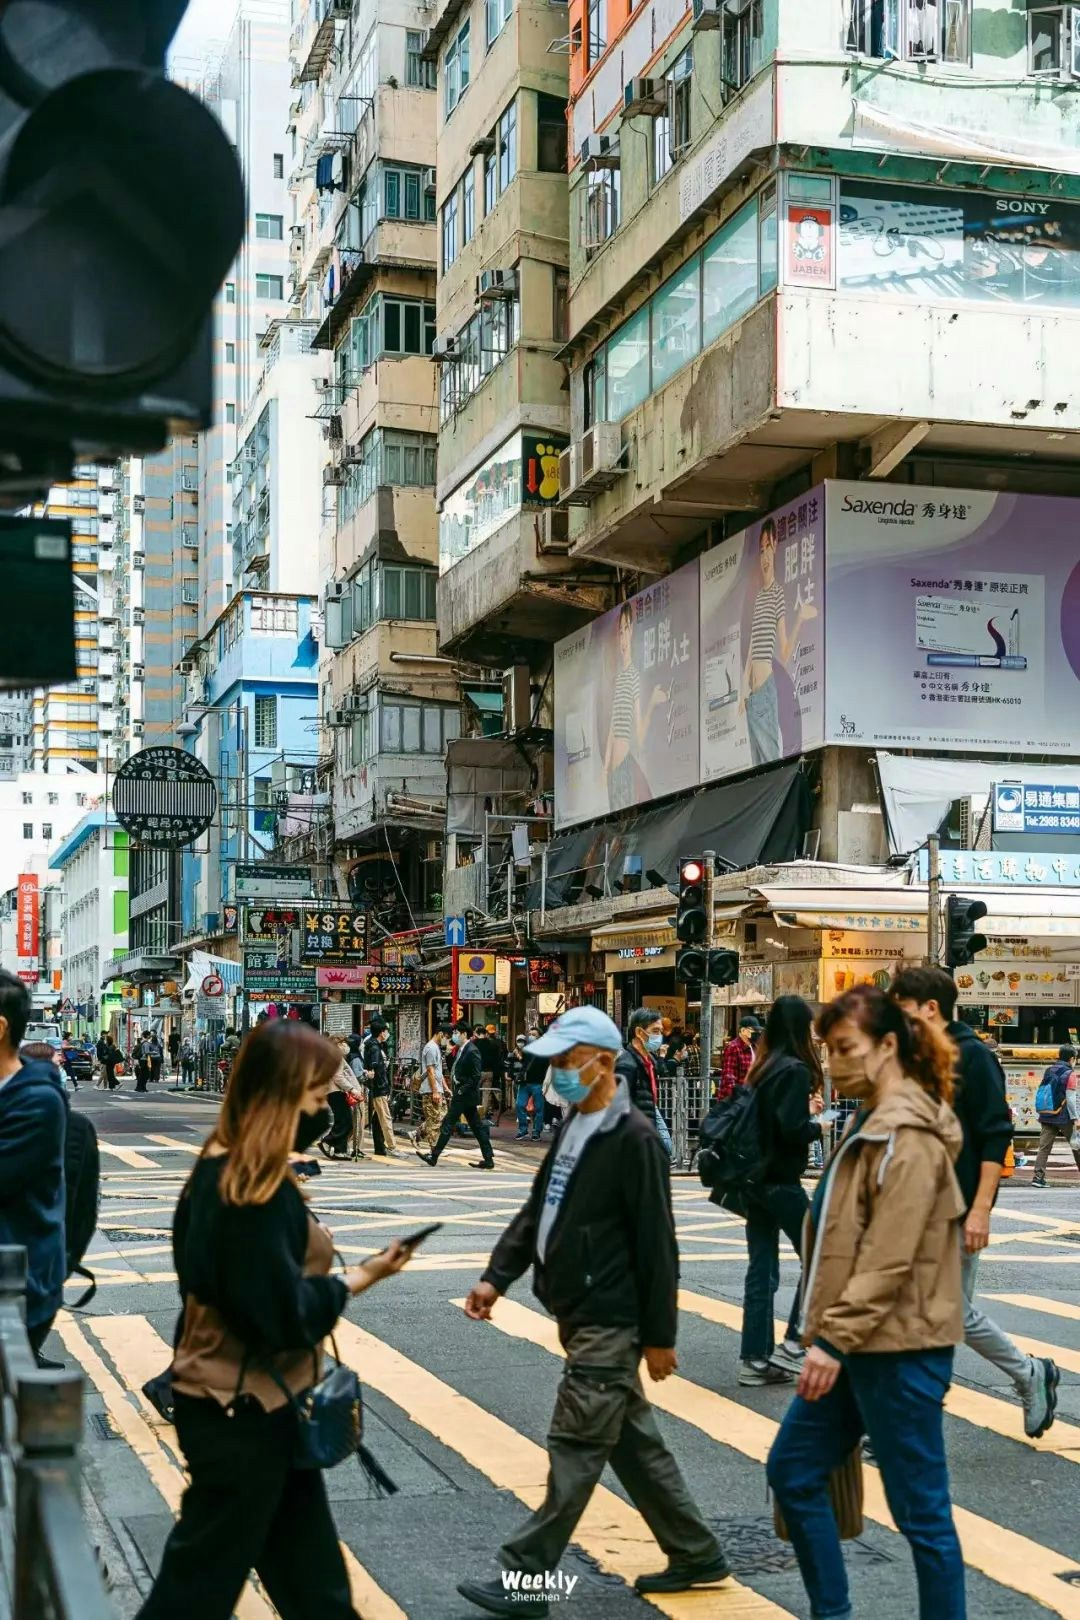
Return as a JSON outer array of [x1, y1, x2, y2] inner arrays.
[[0, 1248, 112, 1620]]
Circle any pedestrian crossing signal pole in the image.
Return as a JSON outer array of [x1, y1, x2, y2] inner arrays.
[[927, 832, 942, 966], [451, 946, 460, 1025], [694, 850, 716, 1163]]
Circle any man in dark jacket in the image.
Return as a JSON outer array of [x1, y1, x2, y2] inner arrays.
[[617, 1007, 676, 1157], [893, 965, 1058, 1438], [418, 1021, 494, 1169], [0, 973, 67, 1356], [362, 1017, 400, 1157], [457, 1007, 727, 1616], [1032, 1045, 1080, 1186]]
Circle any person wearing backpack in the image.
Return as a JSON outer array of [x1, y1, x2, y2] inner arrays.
[[1031, 1046, 1080, 1187], [136, 1020, 411, 1620], [0, 973, 68, 1359], [737, 997, 824, 1387]]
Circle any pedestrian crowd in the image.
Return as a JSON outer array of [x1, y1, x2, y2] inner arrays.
[[6, 948, 1069, 1620]]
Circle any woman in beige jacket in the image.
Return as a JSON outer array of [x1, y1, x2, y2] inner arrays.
[[766, 985, 966, 1620]]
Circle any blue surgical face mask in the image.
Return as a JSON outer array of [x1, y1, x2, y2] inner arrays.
[[645, 1032, 663, 1053], [451, 1032, 464, 1047], [550, 1055, 601, 1104]]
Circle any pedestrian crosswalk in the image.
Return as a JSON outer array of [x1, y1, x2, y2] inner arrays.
[[67, 1146, 1080, 1617]]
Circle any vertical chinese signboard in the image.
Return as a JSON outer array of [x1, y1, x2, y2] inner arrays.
[[16, 874, 38, 978]]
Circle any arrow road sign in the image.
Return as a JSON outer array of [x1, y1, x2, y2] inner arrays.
[[445, 916, 467, 947]]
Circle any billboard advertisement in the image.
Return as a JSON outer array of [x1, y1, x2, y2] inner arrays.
[[16, 874, 38, 963], [553, 563, 699, 828], [700, 490, 825, 784], [824, 485, 1078, 754]]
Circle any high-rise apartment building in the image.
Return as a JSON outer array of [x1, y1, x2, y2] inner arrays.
[[289, 0, 453, 920]]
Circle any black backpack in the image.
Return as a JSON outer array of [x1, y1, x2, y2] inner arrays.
[[65, 1110, 100, 1308], [696, 1085, 767, 1206]]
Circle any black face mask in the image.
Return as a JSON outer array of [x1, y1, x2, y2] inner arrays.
[[294, 1105, 332, 1153]]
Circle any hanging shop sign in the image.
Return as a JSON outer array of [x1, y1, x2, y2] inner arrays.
[[528, 957, 563, 991], [243, 947, 317, 998], [954, 961, 1080, 1006], [616, 946, 664, 960], [993, 783, 1080, 836], [16, 874, 38, 962], [300, 907, 368, 962], [315, 964, 372, 990], [917, 848, 1080, 887], [365, 970, 429, 996], [234, 863, 312, 901], [113, 747, 217, 849], [242, 906, 304, 944], [222, 904, 239, 934]]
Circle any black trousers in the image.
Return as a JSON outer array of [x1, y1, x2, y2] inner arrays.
[[430, 1087, 493, 1165], [323, 1090, 353, 1154], [137, 1394, 357, 1620]]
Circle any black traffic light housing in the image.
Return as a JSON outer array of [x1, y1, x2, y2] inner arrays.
[[0, 0, 245, 494], [675, 858, 707, 943], [676, 946, 741, 988], [708, 949, 740, 988], [946, 895, 988, 969]]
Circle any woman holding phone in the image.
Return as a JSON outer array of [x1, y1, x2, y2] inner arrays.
[[138, 1021, 412, 1620]]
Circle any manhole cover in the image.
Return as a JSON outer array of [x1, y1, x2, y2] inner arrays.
[[101, 1229, 163, 1242], [710, 1516, 893, 1576]]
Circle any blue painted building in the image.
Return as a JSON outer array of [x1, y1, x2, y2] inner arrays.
[[180, 591, 320, 942]]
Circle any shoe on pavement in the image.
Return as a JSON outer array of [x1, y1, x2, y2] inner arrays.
[[1023, 1356, 1060, 1438], [1031, 1174, 1047, 1188], [416, 1151, 438, 1166], [738, 1360, 794, 1387], [634, 1553, 733, 1593], [472, 1159, 496, 1170], [768, 1340, 806, 1376], [458, 1578, 548, 1617], [514, 1132, 528, 1140]]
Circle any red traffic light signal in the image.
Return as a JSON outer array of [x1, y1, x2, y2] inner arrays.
[[676, 856, 707, 944], [681, 859, 704, 885]]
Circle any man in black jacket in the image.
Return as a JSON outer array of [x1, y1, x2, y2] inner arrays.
[[362, 1017, 400, 1157], [418, 1020, 494, 1169], [893, 965, 1058, 1438], [457, 1006, 727, 1617]]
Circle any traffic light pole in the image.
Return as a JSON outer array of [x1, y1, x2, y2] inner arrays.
[[680, 849, 717, 1167], [927, 832, 941, 966]]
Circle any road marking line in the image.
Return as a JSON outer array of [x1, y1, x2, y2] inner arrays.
[[333, 1317, 791, 1618], [144, 1135, 200, 1153], [89, 1315, 407, 1620], [479, 1296, 1080, 1618], [97, 1142, 159, 1169], [55, 1314, 274, 1620], [76, 1252, 746, 1288], [987, 1292, 1080, 1324]]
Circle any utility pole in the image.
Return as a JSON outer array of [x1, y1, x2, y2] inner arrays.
[[676, 848, 716, 1169], [927, 832, 941, 967]]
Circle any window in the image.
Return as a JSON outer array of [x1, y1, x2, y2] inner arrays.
[[42, 823, 51, 841], [225, 281, 235, 304], [380, 165, 436, 224], [22, 823, 31, 839], [497, 100, 517, 194], [442, 190, 459, 270], [484, 150, 496, 214], [606, 305, 650, 421], [1028, 6, 1080, 75], [47, 792, 58, 805], [225, 403, 235, 424], [758, 182, 778, 295], [382, 296, 437, 356], [20, 791, 30, 805], [587, 0, 605, 65], [380, 701, 459, 754], [462, 166, 476, 243], [702, 199, 759, 344], [407, 30, 436, 87], [326, 560, 437, 648], [584, 168, 620, 254], [255, 213, 283, 240], [846, 0, 970, 63], [653, 48, 694, 184], [250, 595, 298, 633], [486, 0, 513, 47], [722, 0, 764, 98], [538, 93, 569, 173], [273, 153, 284, 178], [337, 428, 438, 519], [225, 341, 236, 363], [445, 19, 471, 116], [254, 695, 277, 749], [255, 274, 284, 299], [651, 257, 700, 390], [553, 269, 569, 342]]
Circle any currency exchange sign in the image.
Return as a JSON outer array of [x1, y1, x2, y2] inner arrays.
[[300, 906, 368, 962], [113, 746, 217, 848]]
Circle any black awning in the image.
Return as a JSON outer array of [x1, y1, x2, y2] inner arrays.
[[531, 763, 811, 911]]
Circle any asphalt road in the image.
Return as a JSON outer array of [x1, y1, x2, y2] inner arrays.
[[53, 1080, 1080, 1620]]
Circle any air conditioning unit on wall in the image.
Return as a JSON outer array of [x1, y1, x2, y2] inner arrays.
[[536, 508, 569, 554], [560, 423, 626, 503]]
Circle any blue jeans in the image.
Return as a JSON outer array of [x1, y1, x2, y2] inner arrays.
[[746, 672, 781, 766], [767, 1348, 964, 1620], [515, 1081, 545, 1138], [741, 1182, 808, 1361], [655, 1110, 674, 1158]]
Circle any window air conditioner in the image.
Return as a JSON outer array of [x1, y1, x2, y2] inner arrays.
[[179, 658, 196, 675], [431, 335, 457, 361], [561, 424, 625, 504], [536, 507, 570, 554], [133, 664, 145, 679], [477, 267, 518, 299], [558, 444, 580, 502], [323, 461, 345, 485], [422, 167, 436, 192], [326, 580, 349, 603], [623, 77, 666, 116], [692, 0, 721, 27], [579, 133, 619, 169]]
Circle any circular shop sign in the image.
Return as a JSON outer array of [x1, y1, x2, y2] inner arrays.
[[113, 746, 217, 849], [201, 974, 225, 998]]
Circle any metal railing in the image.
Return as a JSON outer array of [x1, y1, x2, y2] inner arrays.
[[0, 1248, 112, 1620]]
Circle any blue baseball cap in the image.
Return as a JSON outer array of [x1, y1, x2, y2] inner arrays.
[[525, 1006, 624, 1058]]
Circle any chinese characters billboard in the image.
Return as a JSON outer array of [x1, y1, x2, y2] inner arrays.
[[553, 562, 699, 828], [16, 874, 38, 963], [700, 490, 825, 783], [824, 484, 1078, 755]]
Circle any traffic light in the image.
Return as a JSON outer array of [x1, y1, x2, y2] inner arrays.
[[707, 949, 740, 988], [676, 946, 707, 986], [946, 894, 988, 969], [0, 1, 246, 495], [675, 858, 707, 943]]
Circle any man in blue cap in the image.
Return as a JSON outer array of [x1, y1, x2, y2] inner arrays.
[[457, 1006, 729, 1616]]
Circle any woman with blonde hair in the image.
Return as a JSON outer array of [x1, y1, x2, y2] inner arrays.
[[767, 985, 967, 1620], [138, 1020, 410, 1620]]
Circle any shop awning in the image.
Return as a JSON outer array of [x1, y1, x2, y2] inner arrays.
[[979, 891, 1080, 937], [533, 763, 811, 912], [760, 887, 927, 932], [592, 905, 750, 953]]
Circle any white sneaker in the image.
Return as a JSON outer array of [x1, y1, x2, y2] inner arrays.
[[768, 1341, 806, 1376]]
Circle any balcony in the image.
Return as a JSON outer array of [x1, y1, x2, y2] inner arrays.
[[332, 750, 447, 844], [341, 354, 437, 446], [311, 220, 437, 351], [327, 620, 447, 703], [438, 508, 609, 666], [291, 0, 350, 87], [334, 485, 436, 577]]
